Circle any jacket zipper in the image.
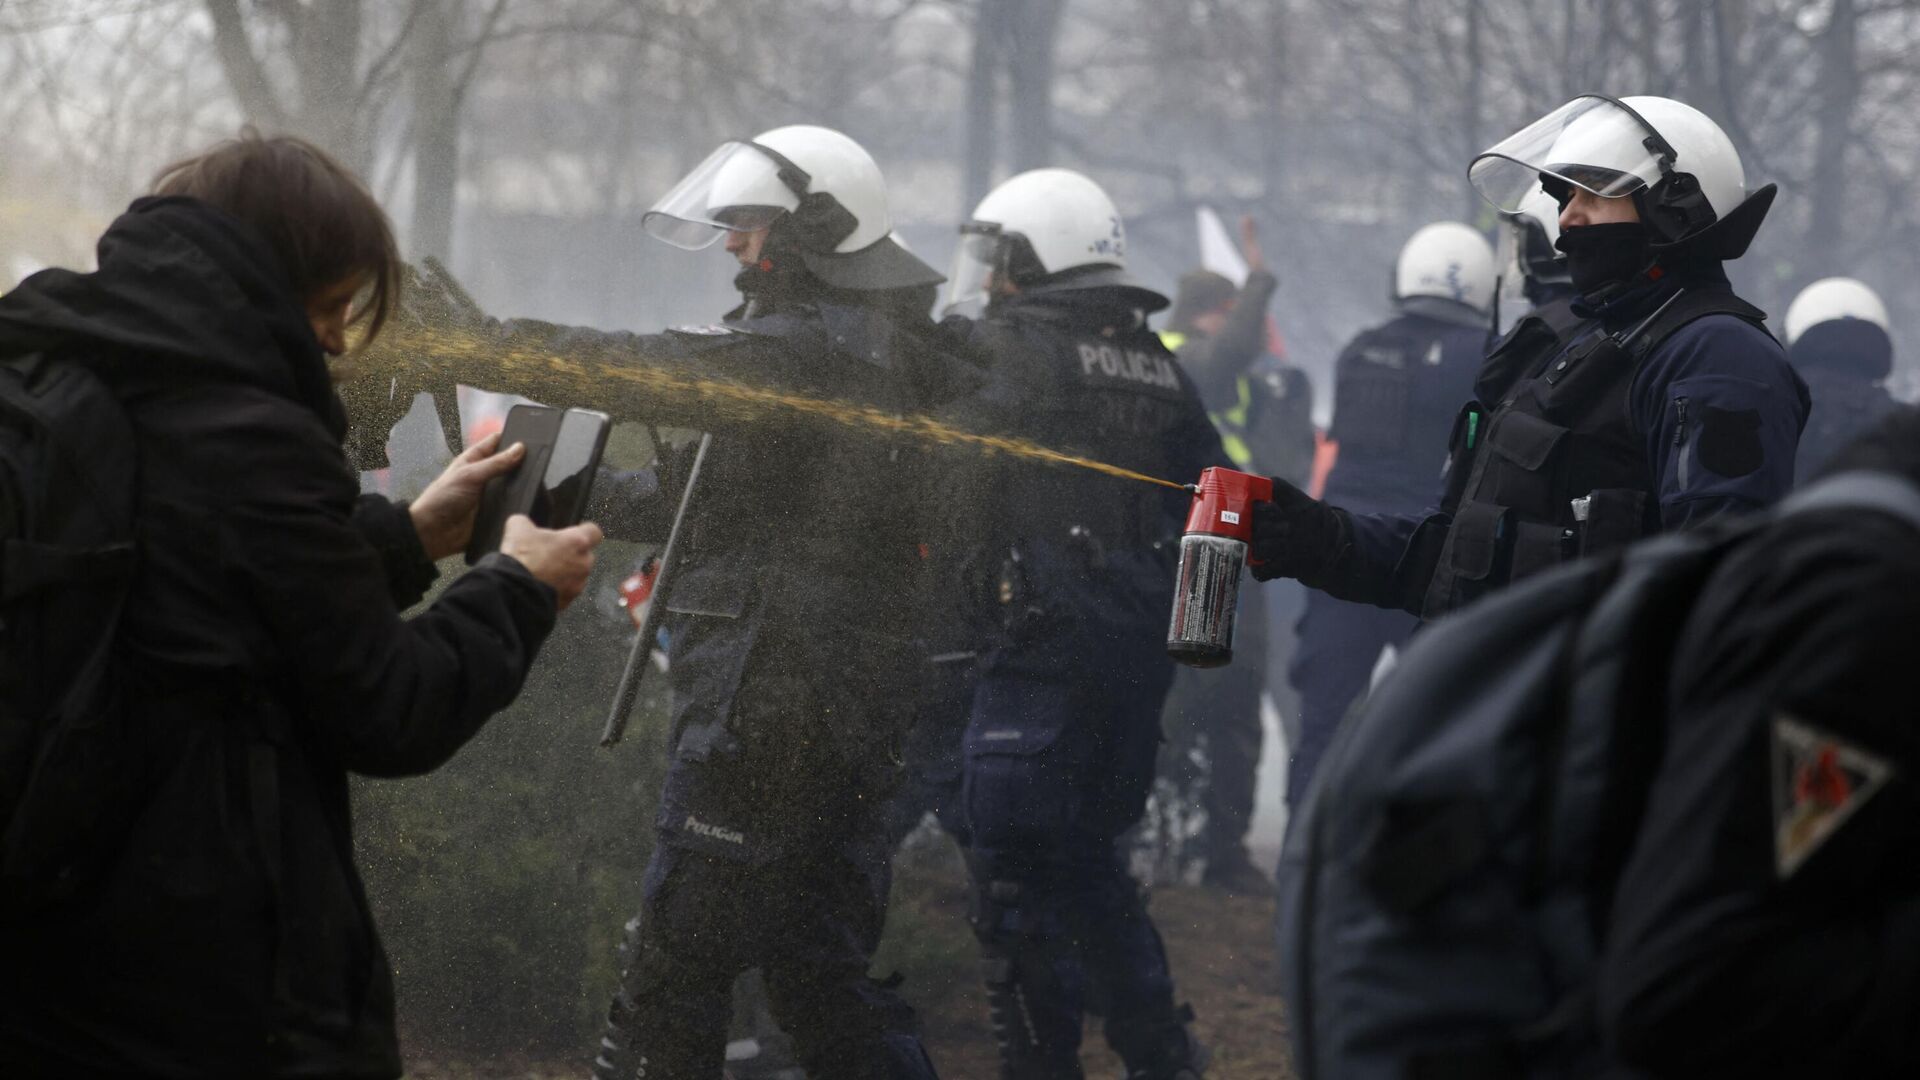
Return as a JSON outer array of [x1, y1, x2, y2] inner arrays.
[[1673, 396, 1692, 490]]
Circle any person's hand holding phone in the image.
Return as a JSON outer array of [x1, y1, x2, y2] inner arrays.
[[501, 514, 603, 610], [410, 432, 527, 561]]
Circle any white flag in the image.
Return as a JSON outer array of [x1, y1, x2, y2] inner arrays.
[[1196, 205, 1248, 286], [456, 384, 540, 448]]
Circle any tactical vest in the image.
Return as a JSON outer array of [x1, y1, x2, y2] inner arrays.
[[983, 313, 1201, 552], [1329, 325, 1428, 457], [663, 299, 934, 644], [1330, 316, 1492, 464], [1420, 288, 1768, 619]]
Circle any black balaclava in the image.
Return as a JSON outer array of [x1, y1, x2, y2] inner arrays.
[[732, 220, 817, 310], [1555, 221, 1654, 296]]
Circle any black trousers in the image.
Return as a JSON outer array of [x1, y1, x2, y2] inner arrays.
[[595, 840, 937, 1080]]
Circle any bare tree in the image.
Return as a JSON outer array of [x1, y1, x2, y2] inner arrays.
[[409, 0, 511, 261], [961, 0, 1066, 209], [1807, 0, 1862, 276], [202, 0, 423, 170]]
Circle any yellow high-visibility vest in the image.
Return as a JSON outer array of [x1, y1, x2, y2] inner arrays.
[[1159, 329, 1254, 468]]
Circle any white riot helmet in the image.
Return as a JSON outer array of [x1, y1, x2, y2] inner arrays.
[[1469, 95, 1774, 259], [1393, 222, 1497, 313], [944, 168, 1167, 315], [1784, 277, 1895, 379], [1785, 277, 1890, 347], [642, 124, 941, 290]]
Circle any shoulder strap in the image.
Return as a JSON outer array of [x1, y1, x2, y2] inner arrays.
[[1777, 470, 1920, 531], [1621, 287, 1770, 365]]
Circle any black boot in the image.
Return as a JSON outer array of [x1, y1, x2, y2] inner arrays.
[[1199, 845, 1272, 896], [1113, 1004, 1209, 1080]]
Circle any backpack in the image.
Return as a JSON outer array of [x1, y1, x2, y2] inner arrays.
[[1277, 470, 1920, 1080], [0, 351, 141, 913]]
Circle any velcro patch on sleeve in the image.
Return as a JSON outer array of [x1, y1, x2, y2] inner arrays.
[[1698, 405, 1765, 478]]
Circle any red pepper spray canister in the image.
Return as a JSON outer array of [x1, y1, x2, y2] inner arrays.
[[1167, 467, 1273, 667], [617, 556, 661, 630]]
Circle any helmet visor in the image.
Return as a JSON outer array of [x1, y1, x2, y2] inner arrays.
[[1497, 212, 1570, 292], [642, 141, 798, 250], [941, 223, 1005, 316], [1469, 95, 1671, 214]]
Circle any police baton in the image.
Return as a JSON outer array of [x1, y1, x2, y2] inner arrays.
[[599, 432, 713, 749]]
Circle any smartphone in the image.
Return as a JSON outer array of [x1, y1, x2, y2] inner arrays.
[[465, 405, 611, 563]]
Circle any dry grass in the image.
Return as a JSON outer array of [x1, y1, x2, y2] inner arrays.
[[888, 840, 1296, 1080], [401, 841, 1297, 1079]]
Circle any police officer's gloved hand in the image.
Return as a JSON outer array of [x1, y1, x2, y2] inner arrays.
[[1248, 478, 1351, 584]]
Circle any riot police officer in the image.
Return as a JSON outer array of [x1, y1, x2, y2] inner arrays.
[[1784, 276, 1899, 478], [939, 168, 1220, 1080], [1250, 95, 1808, 622], [393, 124, 960, 1080], [1285, 222, 1495, 806]]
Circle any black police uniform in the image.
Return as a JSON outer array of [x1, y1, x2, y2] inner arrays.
[[940, 283, 1224, 1078], [447, 255, 966, 1079], [1286, 296, 1489, 806], [1790, 315, 1900, 478], [1265, 267, 1810, 622], [1599, 418, 1920, 1075]]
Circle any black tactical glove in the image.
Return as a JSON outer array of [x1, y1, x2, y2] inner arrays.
[[1248, 477, 1351, 584]]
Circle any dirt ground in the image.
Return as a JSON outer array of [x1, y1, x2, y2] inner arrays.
[[894, 849, 1296, 1080], [402, 841, 1295, 1079]]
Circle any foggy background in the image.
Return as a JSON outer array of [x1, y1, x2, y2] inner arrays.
[[5, 1, 1918, 1073], [5, 0, 1919, 414]]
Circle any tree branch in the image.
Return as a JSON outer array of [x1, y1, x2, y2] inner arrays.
[[353, 0, 427, 114], [451, 0, 514, 103], [203, 0, 287, 129]]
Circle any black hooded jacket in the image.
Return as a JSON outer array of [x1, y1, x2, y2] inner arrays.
[[1600, 407, 1920, 1075], [0, 198, 557, 1077]]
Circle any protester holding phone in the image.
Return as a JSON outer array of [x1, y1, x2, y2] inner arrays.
[[0, 133, 600, 1078], [464, 405, 611, 563]]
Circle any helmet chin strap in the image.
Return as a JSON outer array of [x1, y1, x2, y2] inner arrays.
[[733, 223, 819, 309]]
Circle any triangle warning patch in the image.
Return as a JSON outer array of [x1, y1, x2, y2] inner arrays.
[[1771, 714, 1895, 880]]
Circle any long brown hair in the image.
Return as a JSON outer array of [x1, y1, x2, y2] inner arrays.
[[151, 131, 401, 349]]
